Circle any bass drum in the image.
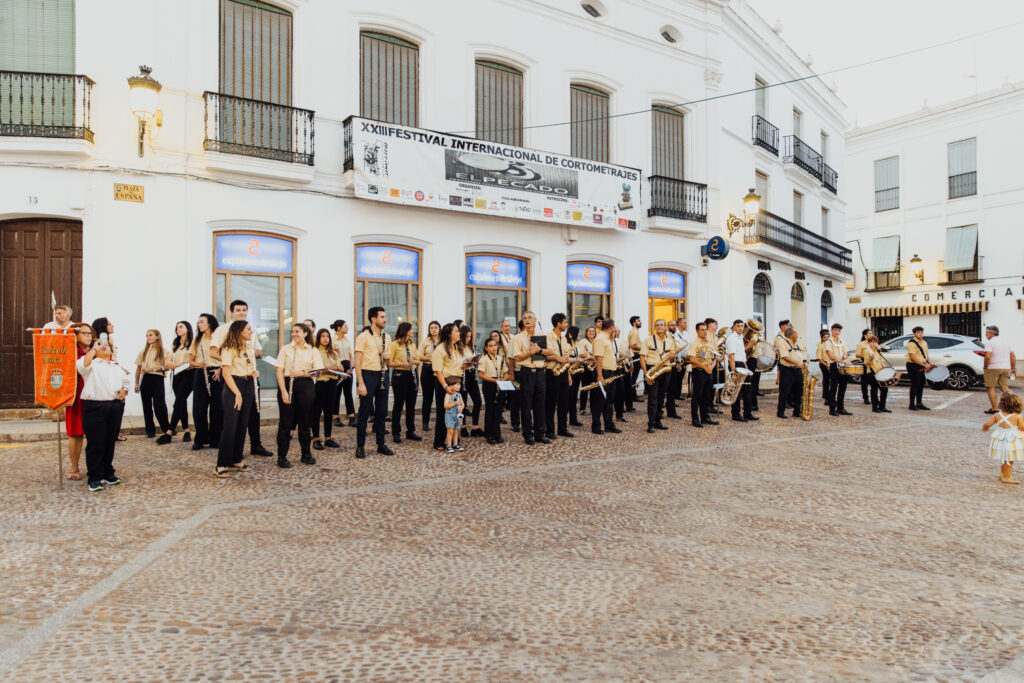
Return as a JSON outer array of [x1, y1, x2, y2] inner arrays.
[[875, 367, 901, 387], [751, 340, 778, 372], [925, 365, 950, 383]]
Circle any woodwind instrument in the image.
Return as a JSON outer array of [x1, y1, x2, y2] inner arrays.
[[579, 374, 621, 392], [199, 341, 211, 396]]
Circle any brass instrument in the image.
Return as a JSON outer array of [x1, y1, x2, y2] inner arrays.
[[644, 354, 675, 383], [801, 361, 818, 421], [720, 367, 753, 405], [569, 364, 586, 376], [579, 374, 621, 392], [743, 318, 762, 345]]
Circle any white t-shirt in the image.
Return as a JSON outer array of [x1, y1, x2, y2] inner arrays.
[[42, 321, 74, 331], [725, 332, 746, 361], [984, 336, 1012, 369]]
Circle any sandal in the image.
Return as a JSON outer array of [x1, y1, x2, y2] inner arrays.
[[68, 470, 82, 481], [214, 468, 232, 478], [116, 434, 127, 442], [231, 463, 252, 472]]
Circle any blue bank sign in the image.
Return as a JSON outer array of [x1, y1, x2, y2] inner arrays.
[[215, 234, 293, 274], [648, 270, 685, 298], [466, 255, 528, 288], [566, 263, 611, 293], [355, 245, 420, 282]]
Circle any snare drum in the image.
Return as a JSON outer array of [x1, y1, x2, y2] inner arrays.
[[838, 362, 865, 376], [875, 367, 900, 387], [924, 365, 949, 382]]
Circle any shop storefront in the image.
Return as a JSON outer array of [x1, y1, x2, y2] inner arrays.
[[354, 244, 421, 339], [465, 254, 529, 345], [566, 261, 612, 330], [647, 269, 686, 330], [213, 232, 296, 391]]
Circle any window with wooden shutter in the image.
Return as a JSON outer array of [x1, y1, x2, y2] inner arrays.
[[651, 106, 684, 179], [360, 32, 419, 127], [570, 84, 609, 162], [475, 61, 522, 146], [0, 0, 75, 73], [219, 0, 292, 105]]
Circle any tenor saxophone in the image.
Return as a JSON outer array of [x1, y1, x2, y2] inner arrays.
[[801, 363, 818, 421]]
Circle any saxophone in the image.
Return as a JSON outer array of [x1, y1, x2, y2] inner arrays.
[[801, 363, 818, 421]]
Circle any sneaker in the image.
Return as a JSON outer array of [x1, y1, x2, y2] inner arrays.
[[88, 482, 104, 492], [445, 446, 455, 453], [155, 434, 172, 445], [454, 444, 464, 452], [103, 476, 121, 486]]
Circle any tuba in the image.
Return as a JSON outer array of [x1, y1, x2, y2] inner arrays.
[[801, 361, 818, 421], [743, 318, 762, 345]]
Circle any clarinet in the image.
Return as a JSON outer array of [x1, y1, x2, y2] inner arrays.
[[198, 342, 211, 396], [406, 340, 418, 392], [379, 331, 388, 390]]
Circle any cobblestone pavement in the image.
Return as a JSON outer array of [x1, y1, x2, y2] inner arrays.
[[1, 384, 1023, 681]]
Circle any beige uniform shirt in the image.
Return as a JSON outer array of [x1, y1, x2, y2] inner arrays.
[[579, 338, 594, 357], [866, 346, 886, 373], [855, 340, 870, 364], [545, 331, 568, 371], [592, 332, 616, 372], [477, 352, 505, 381], [513, 331, 545, 369], [135, 346, 169, 376], [688, 337, 717, 368], [276, 341, 323, 376], [776, 336, 802, 368], [170, 345, 191, 368], [220, 346, 255, 377], [816, 341, 829, 365], [354, 329, 389, 372], [389, 339, 417, 367], [908, 338, 930, 366], [419, 336, 440, 364], [643, 334, 673, 367], [211, 322, 262, 353], [192, 335, 214, 366], [334, 335, 352, 362], [431, 343, 464, 379], [824, 337, 847, 364], [627, 327, 641, 353], [315, 347, 339, 381]]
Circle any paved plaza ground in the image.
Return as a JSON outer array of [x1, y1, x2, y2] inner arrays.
[[2, 384, 1023, 681]]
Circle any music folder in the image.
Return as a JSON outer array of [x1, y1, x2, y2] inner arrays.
[[531, 335, 546, 363]]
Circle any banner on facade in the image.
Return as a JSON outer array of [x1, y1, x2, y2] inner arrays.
[[33, 329, 78, 410], [347, 117, 642, 230]]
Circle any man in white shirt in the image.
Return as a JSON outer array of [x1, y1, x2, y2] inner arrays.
[[666, 318, 690, 412], [726, 320, 757, 422], [77, 340, 130, 491], [984, 325, 1017, 414], [42, 305, 74, 331]]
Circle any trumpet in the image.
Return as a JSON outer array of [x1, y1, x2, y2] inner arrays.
[[579, 374, 621, 392]]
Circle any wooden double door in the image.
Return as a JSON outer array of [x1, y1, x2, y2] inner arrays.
[[0, 219, 82, 408]]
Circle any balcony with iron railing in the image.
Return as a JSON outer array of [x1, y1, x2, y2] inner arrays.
[[647, 176, 707, 223], [822, 163, 838, 194], [203, 92, 315, 166], [744, 209, 852, 274], [751, 115, 779, 156], [782, 135, 823, 181], [0, 71, 94, 142], [948, 171, 977, 199]]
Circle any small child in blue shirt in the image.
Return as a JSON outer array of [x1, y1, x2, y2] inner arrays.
[[443, 376, 464, 453]]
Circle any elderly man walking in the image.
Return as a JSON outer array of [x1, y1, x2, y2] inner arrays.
[[983, 325, 1016, 415]]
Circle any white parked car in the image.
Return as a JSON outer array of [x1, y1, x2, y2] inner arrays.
[[872, 333, 985, 390]]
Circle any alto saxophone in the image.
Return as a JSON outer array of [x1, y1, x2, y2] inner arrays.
[[801, 363, 817, 421]]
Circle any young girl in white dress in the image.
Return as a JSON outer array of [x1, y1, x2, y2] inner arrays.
[[982, 392, 1024, 484]]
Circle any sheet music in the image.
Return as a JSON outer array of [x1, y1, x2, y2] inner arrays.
[[497, 380, 516, 391]]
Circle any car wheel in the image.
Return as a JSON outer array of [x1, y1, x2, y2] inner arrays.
[[944, 366, 974, 390]]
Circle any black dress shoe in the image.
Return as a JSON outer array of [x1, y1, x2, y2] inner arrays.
[[606, 426, 622, 434], [777, 413, 789, 419], [744, 414, 759, 421], [917, 404, 930, 411], [829, 409, 840, 416], [496, 437, 505, 443], [537, 437, 552, 444], [591, 428, 604, 435], [393, 435, 402, 444], [355, 446, 366, 459], [751, 405, 759, 412], [405, 433, 422, 441], [183, 432, 192, 442], [557, 431, 575, 438], [666, 414, 682, 420], [704, 419, 719, 425], [191, 441, 204, 451], [908, 405, 919, 411], [324, 438, 340, 448], [312, 440, 325, 450], [545, 433, 557, 440], [732, 416, 747, 423], [486, 438, 497, 445], [691, 420, 703, 428], [471, 428, 485, 437], [654, 423, 669, 430], [252, 445, 273, 457], [334, 417, 343, 427], [277, 458, 293, 468], [569, 421, 584, 427], [512, 426, 521, 433], [756, 391, 766, 397], [524, 437, 536, 445], [880, 407, 892, 413], [616, 415, 628, 422], [872, 407, 882, 413], [377, 445, 395, 456], [300, 454, 316, 465], [156, 434, 172, 445], [499, 416, 508, 424], [708, 407, 721, 415], [838, 409, 853, 415], [863, 400, 871, 405], [647, 425, 656, 433]]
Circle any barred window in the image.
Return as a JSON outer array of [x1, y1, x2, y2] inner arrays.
[[651, 106, 684, 179], [874, 156, 899, 211], [475, 60, 523, 146], [570, 84, 609, 162], [948, 138, 977, 199], [220, 0, 292, 104], [360, 31, 418, 126]]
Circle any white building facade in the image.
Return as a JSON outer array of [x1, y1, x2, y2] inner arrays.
[[844, 83, 1024, 369], [0, 0, 848, 412]]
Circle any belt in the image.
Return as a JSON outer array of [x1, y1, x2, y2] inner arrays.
[[290, 377, 313, 382], [393, 369, 411, 374], [232, 375, 254, 380], [518, 367, 544, 372]]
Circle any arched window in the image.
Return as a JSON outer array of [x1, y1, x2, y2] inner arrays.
[[476, 60, 523, 146], [360, 31, 419, 126], [570, 84, 610, 162], [752, 273, 771, 326], [790, 282, 804, 301], [820, 290, 833, 329]]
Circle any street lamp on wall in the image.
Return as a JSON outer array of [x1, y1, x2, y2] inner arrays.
[[127, 65, 162, 157], [727, 188, 761, 237], [909, 254, 924, 283]]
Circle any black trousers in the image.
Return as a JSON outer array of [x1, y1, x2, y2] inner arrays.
[[505, 377, 521, 429], [746, 357, 761, 410], [579, 368, 595, 412], [590, 377, 617, 431], [461, 371, 481, 427], [545, 371, 571, 435], [335, 360, 355, 417], [568, 374, 581, 424], [861, 370, 870, 403], [614, 367, 629, 419], [219, 376, 254, 468], [420, 364, 435, 430], [828, 364, 849, 410], [82, 399, 124, 485], [391, 370, 417, 437], [192, 370, 222, 446], [867, 371, 889, 409], [357, 370, 389, 448], [482, 381, 502, 441], [277, 378, 314, 459], [626, 356, 640, 409], [433, 382, 448, 449], [691, 368, 712, 422], [312, 379, 337, 439], [730, 371, 754, 419], [517, 367, 546, 441], [646, 373, 668, 426], [667, 367, 684, 412], [140, 374, 170, 436], [247, 376, 265, 451], [169, 369, 194, 431], [777, 365, 802, 417], [908, 364, 926, 406], [818, 362, 832, 405]]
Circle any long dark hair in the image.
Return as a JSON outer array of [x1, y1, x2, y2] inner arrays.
[[315, 328, 337, 360], [567, 325, 580, 343], [222, 320, 251, 354], [440, 322, 462, 358], [192, 314, 219, 353], [172, 320, 194, 351], [91, 317, 112, 340], [460, 324, 474, 352], [294, 323, 314, 346], [426, 320, 441, 340], [395, 321, 413, 342]]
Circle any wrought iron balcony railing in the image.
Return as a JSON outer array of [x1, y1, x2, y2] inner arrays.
[[782, 135, 823, 180], [822, 163, 838, 194], [647, 176, 708, 223], [745, 209, 852, 274], [203, 92, 314, 166], [0, 71, 94, 142], [752, 115, 779, 156], [948, 171, 976, 199]]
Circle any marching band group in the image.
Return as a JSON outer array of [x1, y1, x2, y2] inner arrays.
[[57, 299, 947, 486]]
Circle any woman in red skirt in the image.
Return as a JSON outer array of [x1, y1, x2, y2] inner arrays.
[[66, 323, 95, 480]]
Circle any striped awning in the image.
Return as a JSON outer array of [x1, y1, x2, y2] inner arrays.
[[862, 301, 989, 318]]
